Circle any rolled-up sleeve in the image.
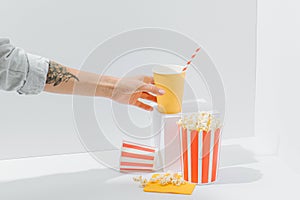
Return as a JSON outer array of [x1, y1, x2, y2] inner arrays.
[[0, 38, 49, 95]]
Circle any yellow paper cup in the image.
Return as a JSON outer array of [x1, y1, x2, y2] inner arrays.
[[153, 65, 186, 114]]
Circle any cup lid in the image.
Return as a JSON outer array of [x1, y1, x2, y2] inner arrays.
[[152, 65, 184, 74]]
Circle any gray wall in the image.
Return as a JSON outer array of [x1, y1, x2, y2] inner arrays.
[[256, 0, 300, 172], [0, 0, 257, 160]]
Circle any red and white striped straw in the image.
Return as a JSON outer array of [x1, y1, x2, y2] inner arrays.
[[182, 47, 201, 71]]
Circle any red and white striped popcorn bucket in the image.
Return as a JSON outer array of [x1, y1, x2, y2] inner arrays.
[[119, 140, 157, 172], [179, 127, 222, 184]]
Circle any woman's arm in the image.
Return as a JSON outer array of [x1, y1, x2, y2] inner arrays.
[[44, 61, 165, 111], [0, 39, 164, 110]]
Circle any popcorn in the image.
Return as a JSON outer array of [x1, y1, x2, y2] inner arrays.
[[177, 112, 221, 131], [133, 176, 148, 187], [140, 178, 148, 187], [133, 175, 142, 182], [133, 172, 187, 188]]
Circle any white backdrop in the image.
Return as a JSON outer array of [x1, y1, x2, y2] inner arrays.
[[0, 0, 257, 160], [256, 0, 300, 172]]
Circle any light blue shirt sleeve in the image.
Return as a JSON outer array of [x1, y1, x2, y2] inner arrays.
[[0, 38, 49, 95]]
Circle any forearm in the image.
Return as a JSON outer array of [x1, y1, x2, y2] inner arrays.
[[44, 61, 118, 98]]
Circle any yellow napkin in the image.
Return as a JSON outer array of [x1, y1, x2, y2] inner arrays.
[[143, 174, 196, 195]]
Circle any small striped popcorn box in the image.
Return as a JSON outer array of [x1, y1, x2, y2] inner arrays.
[[179, 127, 222, 184], [119, 141, 157, 172]]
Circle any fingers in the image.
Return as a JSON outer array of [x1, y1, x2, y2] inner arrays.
[[140, 84, 165, 95], [128, 92, 156, 105], [129, 92, 156, 111], [133, 101, 154, 111], [140, 92, 157, 103], [142, 76, 155, 84]]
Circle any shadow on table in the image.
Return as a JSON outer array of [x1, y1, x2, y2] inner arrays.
[[0, 168, 138, 200], [219, 144, 258, 168], [215, 166, 262, 185], [211, 144, 262, 185], [0, 167, 197, 200]]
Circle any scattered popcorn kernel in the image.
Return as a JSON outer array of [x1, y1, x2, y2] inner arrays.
[[133, 172, 188, 188]]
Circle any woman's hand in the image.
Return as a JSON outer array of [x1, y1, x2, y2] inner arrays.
[[111, 76, 165, 111]]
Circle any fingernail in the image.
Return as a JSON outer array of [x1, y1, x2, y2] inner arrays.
[[159, 89, 165, 95]]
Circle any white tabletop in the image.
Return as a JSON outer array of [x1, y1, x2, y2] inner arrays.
[[0, 138, 299, 200]]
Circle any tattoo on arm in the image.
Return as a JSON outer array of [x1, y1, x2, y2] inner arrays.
[[46, 61, 79, 86]]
